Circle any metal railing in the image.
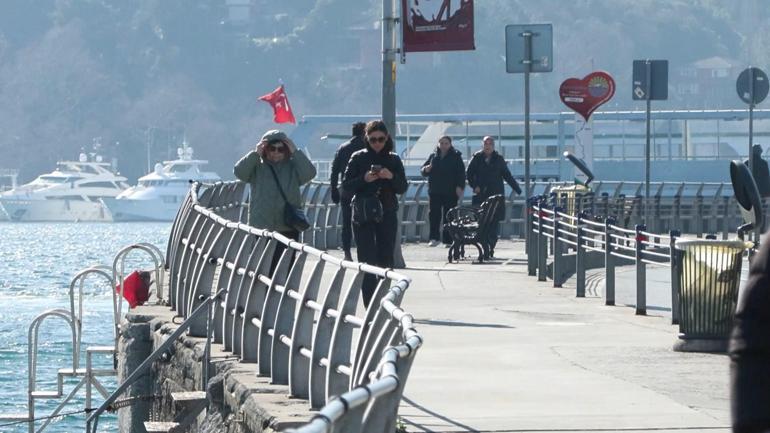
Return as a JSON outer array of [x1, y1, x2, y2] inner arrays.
[[527, 195, 716, 319], [292, 180, 742, 251], [101, 180, 423, 432]]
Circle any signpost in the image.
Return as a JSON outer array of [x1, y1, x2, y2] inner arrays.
[[505, 24, 553, 203], [506, 24, 552, 277], [736, 67, 769, 172], [632, 59, 668, 219]]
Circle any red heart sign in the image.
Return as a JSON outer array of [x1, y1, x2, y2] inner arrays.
[[559, 71, 616, 121]]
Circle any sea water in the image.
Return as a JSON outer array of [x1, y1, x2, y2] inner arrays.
[[0, 222, 171, 433]]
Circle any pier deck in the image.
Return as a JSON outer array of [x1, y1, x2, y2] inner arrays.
[[395, 240, 729, 433]]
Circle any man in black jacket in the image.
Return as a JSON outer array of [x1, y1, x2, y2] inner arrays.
[[421, 136, 465, 246], [330, 122, 366, 260], [466, 136, 522, 257]]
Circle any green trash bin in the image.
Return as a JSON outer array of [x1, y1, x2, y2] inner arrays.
[[673, 238, 748, 352]]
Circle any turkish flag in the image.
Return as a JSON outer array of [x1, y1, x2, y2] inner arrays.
[[258, 85, 296, 124]]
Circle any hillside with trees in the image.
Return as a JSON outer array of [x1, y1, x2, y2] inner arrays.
[[0, 0, 764, 181]]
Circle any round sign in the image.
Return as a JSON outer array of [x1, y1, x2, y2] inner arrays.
[[559, 71, 616, 121], [736, 67, 769, 106]]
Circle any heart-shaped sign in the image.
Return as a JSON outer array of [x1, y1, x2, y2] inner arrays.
[[559, 71, 616, 121]]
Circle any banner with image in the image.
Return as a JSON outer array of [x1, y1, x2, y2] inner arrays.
[[402, 0, 475, 53]]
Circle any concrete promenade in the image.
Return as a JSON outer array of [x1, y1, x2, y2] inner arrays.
[[392, 240, 731, 433]]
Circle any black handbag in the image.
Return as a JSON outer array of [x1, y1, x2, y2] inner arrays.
[[267, 164, 310, 232], [351, 193, 383, 225]]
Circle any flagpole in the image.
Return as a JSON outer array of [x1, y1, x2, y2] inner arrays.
[[383, 0, 405, 268]]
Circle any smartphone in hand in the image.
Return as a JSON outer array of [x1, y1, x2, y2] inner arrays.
[[370, 164, 382, 173]]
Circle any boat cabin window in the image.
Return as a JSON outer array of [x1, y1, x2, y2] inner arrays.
[[80, 181, 120, 189], [39, 175, 82, 184], [167, 163, 195, 173]]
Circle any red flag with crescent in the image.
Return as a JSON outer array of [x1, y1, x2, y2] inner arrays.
[[258, 85, 296, 124]]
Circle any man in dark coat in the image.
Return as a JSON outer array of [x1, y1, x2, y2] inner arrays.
[[745, 144, 770, 197], [730, 235, 770, 432], [466, 136, 522, 257], [421, 135, 465, 246], [330, 122, 366, 260]]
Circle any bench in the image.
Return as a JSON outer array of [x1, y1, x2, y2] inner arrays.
[[444, 194, 504, 263]]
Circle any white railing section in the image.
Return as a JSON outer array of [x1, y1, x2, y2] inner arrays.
[[164, 181, 423, 432]]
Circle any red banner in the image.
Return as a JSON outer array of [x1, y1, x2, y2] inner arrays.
[[402, 0, 475, 53], [258, 85, 296, 124]]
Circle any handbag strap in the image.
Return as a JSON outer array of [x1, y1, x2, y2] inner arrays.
[[267, 164, 290, 204]]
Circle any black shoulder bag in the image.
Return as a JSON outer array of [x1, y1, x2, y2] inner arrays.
[[267, 164, 310, 232], [351, 192, 383, 225]]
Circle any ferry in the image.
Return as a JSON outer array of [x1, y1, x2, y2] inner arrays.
[[101, 145, 220, 222], [0, 154, 129, 222]]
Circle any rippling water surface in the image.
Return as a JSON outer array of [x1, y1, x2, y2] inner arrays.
[[0, 222, 171, 433]]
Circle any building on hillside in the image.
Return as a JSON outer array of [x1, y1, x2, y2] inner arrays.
[[675, 56, 742, 108]]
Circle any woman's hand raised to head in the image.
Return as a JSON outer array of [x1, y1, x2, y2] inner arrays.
[[256, 140, 267, 154], [284, 137, 297, 154]]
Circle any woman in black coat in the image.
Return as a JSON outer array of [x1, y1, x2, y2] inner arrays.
[[342, 120, 408, 307]]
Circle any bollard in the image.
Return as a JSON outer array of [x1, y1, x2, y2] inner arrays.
[[552, 207, 563, 288], [537, 200, 547, 282], [527, 197, 538, 276], [635, 224, 647, 315], [669, 229, 681, 325], [604, 217, 616, 306], [576, 212, 585, 298]]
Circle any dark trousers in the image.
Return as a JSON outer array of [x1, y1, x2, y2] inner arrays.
[[353, 210, 398, 308], [270, 230, 299, 276], [428, 193, 458, 244], [340, 198, 353, 252]]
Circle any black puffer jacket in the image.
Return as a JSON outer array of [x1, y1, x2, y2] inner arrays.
[[466, 150, 521, 198], [420, 147, 465, 196], [342, 147, 408, 211], [330, 135, 365, 193]]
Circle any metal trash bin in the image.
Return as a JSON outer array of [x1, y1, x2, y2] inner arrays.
[[673, 238, 748, 352], [550, 184, 590, 215]]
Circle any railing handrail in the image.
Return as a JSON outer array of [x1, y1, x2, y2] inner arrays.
[[85, 289, 225, 433]]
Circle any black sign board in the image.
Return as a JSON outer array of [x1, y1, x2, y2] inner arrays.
[[737, 67, 769, 106], [632, 60, 668, 101]]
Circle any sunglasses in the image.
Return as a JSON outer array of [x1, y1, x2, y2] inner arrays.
[[267, 145, 286, 152], [368, 136, 387, 144]]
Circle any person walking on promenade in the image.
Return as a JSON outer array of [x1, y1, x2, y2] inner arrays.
[[466, 135, 521, 258], [330, 122, 366, 261], [421, 135, 465, 246], [234, 129, 316, 271], [730, 236, 770, 433], [342, 120, 407, 308]]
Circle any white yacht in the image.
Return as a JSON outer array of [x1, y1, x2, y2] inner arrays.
[[102, 146, 220, 222], [0, 155, 129, 222]]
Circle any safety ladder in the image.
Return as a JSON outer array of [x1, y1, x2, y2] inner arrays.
[[0, 242, 165, 433]]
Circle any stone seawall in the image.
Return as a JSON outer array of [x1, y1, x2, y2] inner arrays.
[[118, 305, 314, 433]]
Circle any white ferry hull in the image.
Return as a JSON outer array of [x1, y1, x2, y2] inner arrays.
[[101, 197, 177, 222], [0, 198, 111, 222]]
